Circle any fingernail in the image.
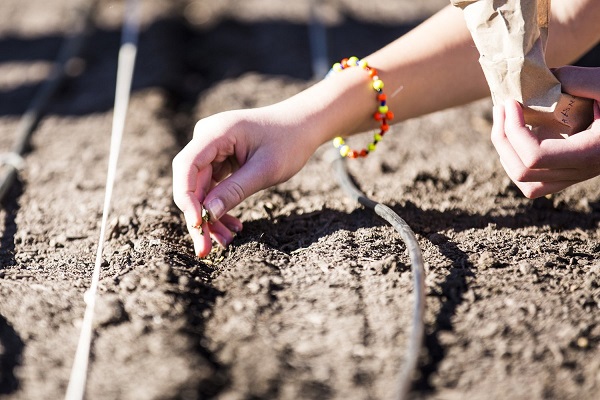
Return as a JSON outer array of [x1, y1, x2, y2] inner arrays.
[[205, 198, 225, 220]]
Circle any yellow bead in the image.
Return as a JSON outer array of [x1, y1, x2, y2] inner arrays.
[[348, 56, 359, 66], [378, 105, 388, 113], [374, 134, 382, 142], [333, 137, 345, 147], [372, 79, 384, 90], [332, 63, 342, 72], [367, 143, 376, 152], [340, 145, 350, 157], [358, 59, 368, 69]]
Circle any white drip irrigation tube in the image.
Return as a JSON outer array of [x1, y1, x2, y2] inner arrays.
[[64, 0, 140, 399]]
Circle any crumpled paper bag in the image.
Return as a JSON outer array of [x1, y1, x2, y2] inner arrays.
[[451, 0, 593, 136]]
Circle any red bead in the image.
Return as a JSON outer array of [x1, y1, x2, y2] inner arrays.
[[381, 123, 389, 132], [341, 58, 349, 68], [368, 68, 377, 78], [386, 111, 394, 120], [360, 149, 368, 157], [377, 93, 387, 101], [374, 112, 383, 121], [348, 150, 358, 159]]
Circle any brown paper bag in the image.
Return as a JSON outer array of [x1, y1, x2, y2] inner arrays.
[[451, 0, 593, 136]]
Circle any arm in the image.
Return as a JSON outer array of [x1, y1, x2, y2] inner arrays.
[[173, 0, 600, 256]]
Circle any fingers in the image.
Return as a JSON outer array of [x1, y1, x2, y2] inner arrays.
[[499, 158, 578, 199], [554, 66, 600, 102], [491, 101, 598, 198], [187, 221, 212, 258], [208, 218, 237, 248], [173, 116, 248, 257], [501, 99, 600, 170], [203, 155, 276, 221], [172, 141, 215, 226], [219, 213, 243, 234]]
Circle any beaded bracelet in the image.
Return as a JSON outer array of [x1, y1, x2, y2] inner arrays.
[[328, 56, 394, 159]]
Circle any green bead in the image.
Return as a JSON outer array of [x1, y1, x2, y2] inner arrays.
[[367, 143, 376, 152]]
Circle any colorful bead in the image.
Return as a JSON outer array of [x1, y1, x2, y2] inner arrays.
[[340, 145, 350, 157], [329, 56, 396, 159], [372, 79, 384, 91], [333, 137, 345, 147]]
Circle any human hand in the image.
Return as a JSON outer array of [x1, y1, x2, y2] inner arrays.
[[491, 66, 600, 199], [172, 107, 317, 257]]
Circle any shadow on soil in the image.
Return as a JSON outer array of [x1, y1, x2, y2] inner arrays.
[[0, 14, 422, 118], [234, 199, 600, 394], [0, 179, 24, 395], [0, 176, 22, 269], [0, 315, 24, 395]]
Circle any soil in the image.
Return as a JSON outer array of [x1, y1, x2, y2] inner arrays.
[[1, 0, 599, 399]]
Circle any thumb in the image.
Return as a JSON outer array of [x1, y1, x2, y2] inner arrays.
[[555, 66, 600, 102], [203, 158, 273, 221]]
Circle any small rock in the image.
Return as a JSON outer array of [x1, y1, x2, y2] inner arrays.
[[576, 337, 589, 348], [156, 261, 175, 283], [477, 251, 500, 269], [119, 274, 138, 291], [247, 281, 261, 294], [178, 275, 190, 288], [518, 261, 533, 275], [94, 294, 126, 327]]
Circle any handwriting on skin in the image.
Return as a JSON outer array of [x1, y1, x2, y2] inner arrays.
[[561, 98, 575, 125]]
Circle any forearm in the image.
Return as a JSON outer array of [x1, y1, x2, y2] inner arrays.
[[272, 1, 600, 148], [547, 0, 600, 66], [272, 5, 484, 148]]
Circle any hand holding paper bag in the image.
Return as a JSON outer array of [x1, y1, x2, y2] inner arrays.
[[452, 0, 594, 136], [491, 66, 600, 198]]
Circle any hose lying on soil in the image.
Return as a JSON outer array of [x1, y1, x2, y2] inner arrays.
[[332, 155, 426, 400], [0, 1, 96, 204]]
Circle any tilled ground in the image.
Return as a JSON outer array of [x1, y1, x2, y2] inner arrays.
[[0, 0, 599, 399]]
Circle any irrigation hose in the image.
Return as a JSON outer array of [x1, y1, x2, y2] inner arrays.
[[0, 0, 96, 204], [310, 0, 427, 395], [64, 0, 140, 398], [331, 155, 426, 400]]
